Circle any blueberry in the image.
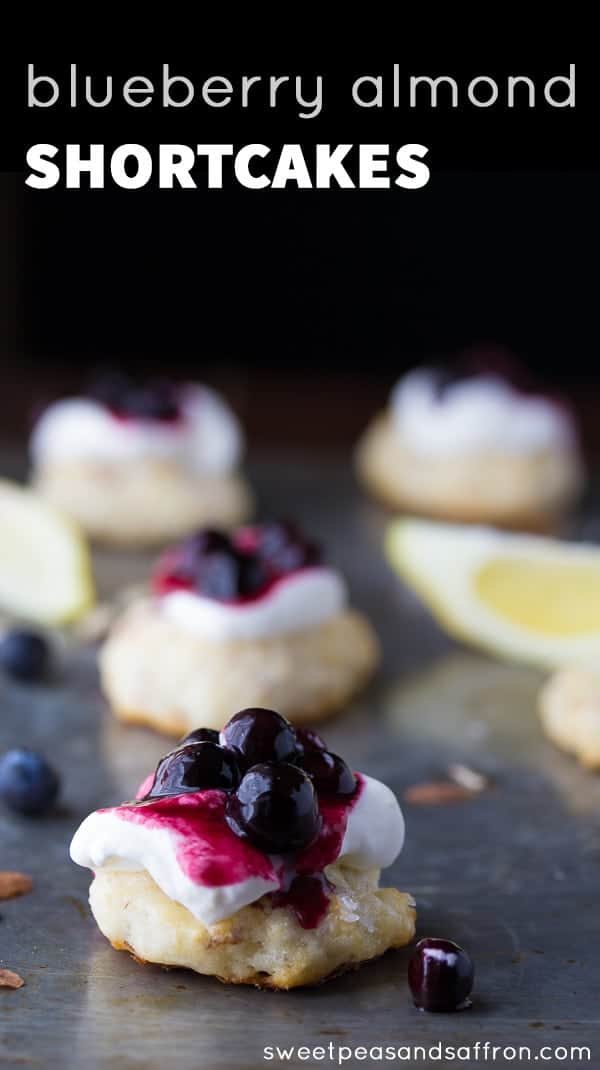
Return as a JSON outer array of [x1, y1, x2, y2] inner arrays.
[[179, 727, 220, 746], [258, 521, 321, 574], [148, 742, 240, 798], [299, 750, 357, 798], [0, 630, 50, 682], [408, 938, 474, 1012], [0, 748, 60, 815], [225, 762, 320, 853], [294, 727, 327, 757], [220, 708, 298, 770], [88, 372, 180, 422], [122, 383, 180, 422]]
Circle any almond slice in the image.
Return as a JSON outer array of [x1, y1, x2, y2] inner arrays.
[[0, 872, 33, 900], [0, 969, 24, 989], [403, 781, 474, 805]]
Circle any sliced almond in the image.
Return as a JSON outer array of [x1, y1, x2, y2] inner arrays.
[[0, 872, 33, 900], [0, 969, 24, 989], [403, 781, 474, 805]]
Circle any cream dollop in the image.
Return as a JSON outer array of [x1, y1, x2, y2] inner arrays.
[[159, 567, 348, 641], [30, 384, 242, 475], [390, 368, 576, 457], [69, 774, 405, 927]]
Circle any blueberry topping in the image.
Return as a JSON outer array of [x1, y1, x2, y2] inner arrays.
[[88, 372, 180, 423], [0, 630, 50, 682], [408, 938, 474, 1013], [148, 742, 240, 798], [294, 727, 327, 757], [299, 749, 357, 798], [225, 762, 320, 853], [258, 521, 321, 573], [220, 708, 298, 770], [0, 748, 60, 816], [179, 727, 220, 747], [153, 530, 269, 601]]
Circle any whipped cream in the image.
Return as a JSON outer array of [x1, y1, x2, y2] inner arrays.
[[30, 384, 242, 475], [160, 567, 348, 641], [70, 774, 405, 927], [390, 368, 576, 457]]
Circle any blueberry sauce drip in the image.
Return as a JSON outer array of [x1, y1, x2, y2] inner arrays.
[[116, 778, 363, 929], [269, 873, 335, 930], [152, 522, 323, 604]]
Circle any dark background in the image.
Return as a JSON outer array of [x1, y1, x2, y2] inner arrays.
[[2, 62, 598, 449]]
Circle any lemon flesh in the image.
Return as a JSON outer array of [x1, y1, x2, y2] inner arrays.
[[0, 479, 95, 625], [386, 518, 600, 668], [476, 558, 600, 636]]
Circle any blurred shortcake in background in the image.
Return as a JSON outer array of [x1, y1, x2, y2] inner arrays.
[[357, 352, 583, 532], [30, 373, 252, 546]]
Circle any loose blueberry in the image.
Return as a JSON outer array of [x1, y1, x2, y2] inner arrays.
[[0, 748, 60, 816], [148, 742, 240, 798], [258, 521, 321, 574], [225, 762, 321, 853], [179, 727, 220, 746], [299, 749, 357, 797], [0, 630, 50, 682], [220, 708, 298, 769], [294, 727, 327, 757], [408, 938, 474, 1012]]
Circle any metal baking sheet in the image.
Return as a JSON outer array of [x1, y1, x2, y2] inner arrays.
[[2, 456, 600, 1068]]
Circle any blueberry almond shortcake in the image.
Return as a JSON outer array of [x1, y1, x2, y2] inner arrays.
[[30, 374, 252, 546], [99, 522, 379, 732], [356, 362, 583, 531], [70, 709, 415, 989]]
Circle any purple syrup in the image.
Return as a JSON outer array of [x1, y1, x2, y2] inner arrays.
[[114, 774, 364, 929], [270, 872, 335, 930]]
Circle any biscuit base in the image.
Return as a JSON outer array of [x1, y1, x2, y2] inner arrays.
[[100, 600, 380, 733], [89, 864, 415, 989], [33, 459, 253, 546], [356, 413, 582, 532], [539, 668, 600, 769]]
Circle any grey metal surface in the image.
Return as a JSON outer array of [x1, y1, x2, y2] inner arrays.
[[1, 456, 600, 1069]]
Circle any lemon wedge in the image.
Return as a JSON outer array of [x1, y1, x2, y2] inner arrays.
[[0, 479, 95, 625], [386, 518, 600, 668]]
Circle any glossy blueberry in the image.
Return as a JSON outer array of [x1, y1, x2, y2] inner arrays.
[[258, 521, 321, 574], [148, 742, 240, 798], [299, 749, 357, 798], [294, 727, 327, 757], [220, 708, 298, 770], [0, 748, 60, 816], [179, 727, 220, 747], [408, 938, 474, 1012], [0, 630, 50, 682], [225, 762, 320, 853]]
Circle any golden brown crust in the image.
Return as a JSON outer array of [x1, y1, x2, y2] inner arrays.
[[33, 459, 253, 546], [100, 599, 380, 733], [539, 667, 600, 769], [356, 412, 582, 531], [89, 865, 416, 989]]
